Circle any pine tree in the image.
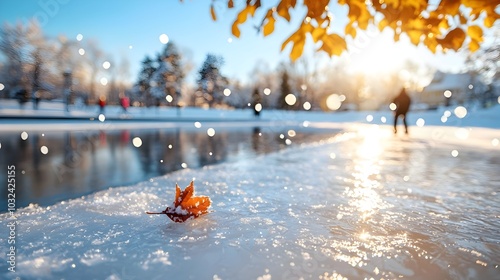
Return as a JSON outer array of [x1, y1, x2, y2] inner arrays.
[[150, 42, 185, 107], [197, 54, 228, 107], [136, 56, 156, 106], [278, 69, 293, 110]]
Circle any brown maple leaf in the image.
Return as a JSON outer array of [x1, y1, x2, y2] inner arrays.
[[146, 181, 211, 223]]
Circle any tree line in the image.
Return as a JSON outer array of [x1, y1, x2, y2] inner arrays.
[[1, 20, 497, 111]]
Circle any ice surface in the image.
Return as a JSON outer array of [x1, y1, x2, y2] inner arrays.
[[1, 122, 499, 279]]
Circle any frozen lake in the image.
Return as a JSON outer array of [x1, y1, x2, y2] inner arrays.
[[0, 122, 336, 212], [1, 123, 499, 279]]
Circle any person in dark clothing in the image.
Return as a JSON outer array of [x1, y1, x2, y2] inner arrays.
[[392, 88, 411, 134]]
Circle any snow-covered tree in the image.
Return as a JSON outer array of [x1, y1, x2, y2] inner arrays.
[[136, 42, 185, 107], [196, 54, 228, 107]]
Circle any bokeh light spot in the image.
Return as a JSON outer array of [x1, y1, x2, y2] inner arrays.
[[98, 114, 106, 122], [285, 94, 297, 106], [159, 34, 169, 44], [303, 101, 311, 110], [132, 137, 142, 147], [263, 88, 271, 95], [255, 103, 262, 112], [21, 131, 28, 140], [40, 146, 49, 154], [366, 115, 373, 122], [492, 138, 499, 146], [443, 90, 452, 98], [454, 106, 467, 119], [451, 150, 459, 157], [416, 118, 425, 127], [326, 94, 342, 111], [194, 122, 202, 128], [389, 103, 397, 111], [207, 128, 216, 137]]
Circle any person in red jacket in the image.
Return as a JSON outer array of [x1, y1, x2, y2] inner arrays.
[[120, 96, 130, 113], [392, 88, 411, 134], [98, 95, 106, 114]]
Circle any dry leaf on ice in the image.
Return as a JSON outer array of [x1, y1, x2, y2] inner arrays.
[[146, 181, 211, 223]]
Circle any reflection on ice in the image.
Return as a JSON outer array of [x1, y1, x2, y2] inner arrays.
[[1, 125, 499, 279]]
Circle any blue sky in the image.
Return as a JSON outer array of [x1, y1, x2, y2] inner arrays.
[[0, 0, 467, 85]]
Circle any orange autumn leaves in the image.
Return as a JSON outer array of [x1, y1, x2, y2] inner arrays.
[[147, 181, 211, 223], [206, 0, 499, 61]]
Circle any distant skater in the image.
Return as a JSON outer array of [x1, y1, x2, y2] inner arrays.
[[392, 88, 411, 134]]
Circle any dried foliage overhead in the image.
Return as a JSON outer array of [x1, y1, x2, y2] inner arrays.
[[205, 0, 499, 61]]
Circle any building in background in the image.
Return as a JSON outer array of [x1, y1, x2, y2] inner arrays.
[[417, 71, 487, 109]]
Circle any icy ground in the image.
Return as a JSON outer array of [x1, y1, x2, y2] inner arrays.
[[1, 121, 500, 279], [1, 102, 500, 279]]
